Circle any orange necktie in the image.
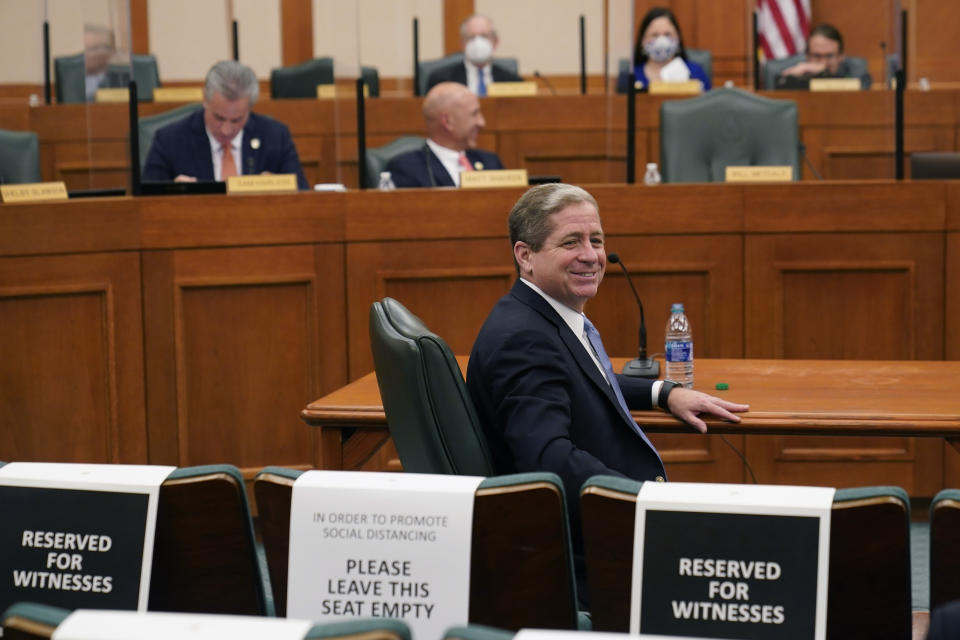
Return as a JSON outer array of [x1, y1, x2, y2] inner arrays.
[[221, 144, 238, 179], [458, 153, 474, 172]]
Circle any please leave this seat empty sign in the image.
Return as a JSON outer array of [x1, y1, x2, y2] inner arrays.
[[630, 482, 835, 640]]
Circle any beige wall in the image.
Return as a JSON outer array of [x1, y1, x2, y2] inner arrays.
[[2, 0, 631, 85]]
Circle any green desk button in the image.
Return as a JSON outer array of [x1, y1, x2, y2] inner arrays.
[[715, 383, 729, 390]]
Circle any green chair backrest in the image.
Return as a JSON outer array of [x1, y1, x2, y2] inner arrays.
[[762, 53, 805, 90], [659, 87, 799, 183], [361, 65, 380, 98], [930, 488, 960, 608], [138, 103, 203, 172], [54, 53, 161, 103], [270, 57, 335, 99], [369, 297, 496, 475], [579, 477, 912, 638], [0, 129, 41, 184], [443, 625, 515, 640], [305, 619, 411, 640], [1, 602, 70, 640], [417, 53, 519, 96], [366, 136, 426, 188], [254, 468, 580, 630]]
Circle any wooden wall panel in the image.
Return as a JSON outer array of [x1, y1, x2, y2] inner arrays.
[[912, 0, 960, 83], [0, 253, 146, 464], [142, 244, 346, 479], [444, 0, 475, 56], [281, 0, 314, 66]]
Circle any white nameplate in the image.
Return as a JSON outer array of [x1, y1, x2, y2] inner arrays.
[[0, 463, 176, 612], [287, 471, 483, 639], [460, 169, 529, 189], [648, 80, 703, 95], [486, 81, 538, 97], [52, 610, 313, 640], [809, 77, 862, 92], [153, 87, 204, 102], [725, 166, 793, 182], [630, 482, 834, 639]]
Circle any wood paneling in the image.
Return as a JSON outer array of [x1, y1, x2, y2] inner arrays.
[[0, 252, 146, 464], [443, 0, 475, 56], [281, 0, 313, 66], [912, 0, 960, 83]]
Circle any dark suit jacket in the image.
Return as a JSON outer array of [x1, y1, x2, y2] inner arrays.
[[425, 61, 522, 92], [927, 600, 960, 640], [386, 145, 504, 188], [142, 110, 309, 190], [467, 280, 665, 544]]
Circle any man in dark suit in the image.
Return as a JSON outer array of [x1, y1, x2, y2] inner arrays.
[[386, 82, 504, 188], [143, 60, 308, 190], [466, 184, 748, 596], [425, 14, 522, 95]]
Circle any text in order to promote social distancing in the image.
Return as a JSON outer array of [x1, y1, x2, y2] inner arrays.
[[287, 471, 484, 639], [0, 463, 175, 613], [630, 482, 835, 640]]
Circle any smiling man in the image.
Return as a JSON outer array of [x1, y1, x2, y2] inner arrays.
[[466, 183, 747, 600], [143, 60, 308, 189]]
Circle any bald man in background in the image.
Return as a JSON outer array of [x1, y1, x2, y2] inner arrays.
[[386, 81, 505, 188]]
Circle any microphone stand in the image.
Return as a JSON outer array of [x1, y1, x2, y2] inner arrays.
[[608, 253, 659, 378]]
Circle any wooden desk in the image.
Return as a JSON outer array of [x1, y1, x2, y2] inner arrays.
[[302, 358, 960, 486]]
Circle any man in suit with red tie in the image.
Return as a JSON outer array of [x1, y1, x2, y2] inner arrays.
[[143, 60, 308, 189], [466, 183, 748, 600], [387, 81, 505, 188]]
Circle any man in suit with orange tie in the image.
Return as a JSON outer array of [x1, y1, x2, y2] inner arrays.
[[143, 60, 308, 189], [387, 81, 504, 188]]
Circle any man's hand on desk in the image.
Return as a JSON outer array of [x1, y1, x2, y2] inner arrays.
[[666, 389, 749, 434], [174, 175, 198, 183]]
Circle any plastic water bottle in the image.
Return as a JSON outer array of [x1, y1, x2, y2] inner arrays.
[[643, 162, 661, 186], [378, 171, 396, 191], [665, 303, 693, 388]]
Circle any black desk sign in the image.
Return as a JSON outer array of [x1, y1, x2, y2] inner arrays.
[[0, 463, 174, 614], [630, 483, 835, 640]]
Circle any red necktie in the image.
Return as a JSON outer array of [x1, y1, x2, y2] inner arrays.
[[458, 153, 473, 172]]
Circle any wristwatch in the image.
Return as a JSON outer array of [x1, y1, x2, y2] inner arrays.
[[658, 380, 680, 409]]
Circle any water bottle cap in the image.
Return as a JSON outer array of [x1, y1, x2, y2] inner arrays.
[[380, 171, 391, 179], [646, 162, 658, 170], [671, 303, 684, 312]]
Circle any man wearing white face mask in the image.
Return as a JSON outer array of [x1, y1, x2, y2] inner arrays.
[[616, 7, 711, 93], [425, 14, 522, 96]]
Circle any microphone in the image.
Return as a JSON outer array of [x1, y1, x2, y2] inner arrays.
[[798, 142, 823, 180], [533, 71, 557, 95], [607, 253, 659, 378]]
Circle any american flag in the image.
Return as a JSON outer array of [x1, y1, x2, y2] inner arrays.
[[757, 0, 811, 60]]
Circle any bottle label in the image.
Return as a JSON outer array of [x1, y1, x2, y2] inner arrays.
[[665, 340, 693, 362]]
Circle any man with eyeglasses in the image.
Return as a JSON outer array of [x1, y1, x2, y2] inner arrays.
[[779, 23, 871, 89]]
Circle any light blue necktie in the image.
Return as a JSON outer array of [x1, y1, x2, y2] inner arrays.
[[583, 317, 662, 459], [476, 69, 487, 97]]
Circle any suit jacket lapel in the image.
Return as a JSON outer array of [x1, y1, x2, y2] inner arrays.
[[188, 111, 215, 181], [426, 148, 455, 187]]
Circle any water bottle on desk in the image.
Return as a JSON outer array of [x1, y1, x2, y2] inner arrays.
[[665, 303, 693, 388], [378, 171, 396, 191], [643, 162, 661, 186]]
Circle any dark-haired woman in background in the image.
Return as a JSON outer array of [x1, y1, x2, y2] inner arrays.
[[616, 7, 711, 93]]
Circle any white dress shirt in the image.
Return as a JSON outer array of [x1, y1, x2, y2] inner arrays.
[[425, 139, 466, 186], [464, 61, 494, 95]]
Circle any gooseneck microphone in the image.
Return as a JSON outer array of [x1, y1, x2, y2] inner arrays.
[[607, 253, 659, 378], [533, 71, 557, 95]]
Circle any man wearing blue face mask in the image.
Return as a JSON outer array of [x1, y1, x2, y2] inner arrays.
[[616, 7, 711, 93], [425, 14, 522, 96]]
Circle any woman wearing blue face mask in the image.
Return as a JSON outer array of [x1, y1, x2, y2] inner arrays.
[[616, 7, 711, 93]]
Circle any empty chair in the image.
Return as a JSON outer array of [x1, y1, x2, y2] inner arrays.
[[579, 477, 912, 638], [138, 103, 203, 172], [369, 297, 495, 475], [418, 53, 519, 96], [659, 87, 799, 183], [270, 58, 335, 99], [54, 53, 161, 103], [910, 152, 960, 180], [0, 129, 41, 184], [255, 467, 580, 630], [930, 489, 960, 609], [365, 137, 426, 188], [443, 624, 514, 640]]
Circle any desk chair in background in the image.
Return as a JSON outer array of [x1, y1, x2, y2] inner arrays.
[[365, 136, 426, 188], [443, 625, 514, 640], [137, 103, 203, 173], [0, 129, 41, 184], [659, 87, 799, 183], [270, 58, 380, 98], [930, 489, 960, 610], [417, 53, 519, 96], [254, 468, 582, 630], [910, 152, 960, 180], [762, 53, 871, 90], [369, 297, 495, 476], [579, 477, 912, 638], [54, 53, 161, 103]]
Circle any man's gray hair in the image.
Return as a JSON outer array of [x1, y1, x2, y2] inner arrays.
[[508, 183, 599, 272], [204, 60, 259, 104], [460, 14, 497, 40]]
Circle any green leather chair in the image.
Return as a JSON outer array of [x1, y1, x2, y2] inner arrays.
[[270, 57, 335, 99], [0, 129, 41, 184], [255, 467, 581, 630], [368, 297, 495, 475], [617, 48, 714, 91], [138, 103, 203, 172], [930, 489, 960, 609], [763, 53, 871, 90], [54, 53, 161, 103], [417, 53, 519, 96], [304, 619, 410, 640], [365, 136, 426, 188], [659, 87, 799, 183], [443, 625, 515, 640], [579, 477, 912, 638]]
